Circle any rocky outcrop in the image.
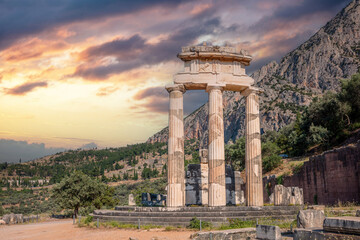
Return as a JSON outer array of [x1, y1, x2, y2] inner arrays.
[[148, 0, 360, 145]]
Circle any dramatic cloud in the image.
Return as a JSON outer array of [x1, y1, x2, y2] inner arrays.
[[2, 38, 68, 62], [5, 81, 48, 95], [0, 0, 353, 149], [0, 139, 65, 163], [0, 0, 191, 50], [133, 86, 208, 115], [250, 0, 350, 35], [72, 16, 223, 80]]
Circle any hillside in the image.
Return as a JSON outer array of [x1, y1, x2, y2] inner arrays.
[[148, 0, 360, 145], [0, 139, 203, 188]]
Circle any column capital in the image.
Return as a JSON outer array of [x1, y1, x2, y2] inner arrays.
[[241, 86, 263, 96], [166, 84, 186, 93], [206, 84, 226, 93]]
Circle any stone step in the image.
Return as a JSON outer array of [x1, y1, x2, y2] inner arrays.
[[114, 205, 302, 212], [91, 214, 297, 227], [94, 209, 298, 218], [92, 206, 302, 227]]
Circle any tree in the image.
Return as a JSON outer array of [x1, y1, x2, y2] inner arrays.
[[225, 137, 245, 171], [141, 168, 151, 179], [339, 73, 360, 122], [261, 141, 282, 173], [132, 169, 138, 180], [51, 171, 115, 217]]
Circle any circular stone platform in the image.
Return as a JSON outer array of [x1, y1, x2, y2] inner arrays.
[[92, 205, 303, 227]]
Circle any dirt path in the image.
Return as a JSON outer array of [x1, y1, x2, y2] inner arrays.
[[0, 220, 195, 240]]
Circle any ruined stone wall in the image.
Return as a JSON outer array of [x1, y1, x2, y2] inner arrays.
[[186, 164, 241, 205], [263, 141, 360, 205]]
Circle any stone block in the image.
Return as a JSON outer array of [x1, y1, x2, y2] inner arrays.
[[293, 229, 313, 240], [356, 210, 360, 217], [324, 217, 360, 235], [128, 194, 136, 206], [294, 228, 360, 240], [256, 225, 282, 240], [0, 220, 5, 225], [274, 185, 289, 206], [199, 149, 208, 164], [191, 228, 256, 240], [2, 213, 23, 224], [274, 185, 303, 206], [234, 171, 245, 205], [269, 193, 274, 204], [297, 210, 325, 228]]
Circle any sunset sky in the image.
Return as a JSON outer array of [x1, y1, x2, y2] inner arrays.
[[0, 0, 352, 162]]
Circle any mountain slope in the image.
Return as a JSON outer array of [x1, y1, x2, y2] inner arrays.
[[148, 0, 360, 145]]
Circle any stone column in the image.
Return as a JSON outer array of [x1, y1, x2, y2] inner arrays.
[[166, 84, 186, 207], [243, 88, 263, 206], [207, 84, 226, 207]]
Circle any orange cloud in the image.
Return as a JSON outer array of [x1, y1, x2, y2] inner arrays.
[[2, 38, 68, 62], [96, 86, 119, 96], [190, 3, 213, 15], [56, 28, 77, 38]]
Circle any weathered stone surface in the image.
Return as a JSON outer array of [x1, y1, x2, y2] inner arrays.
[[199, 149, 208, 164], [256, 225, 282, 240], [324, 217, 360, 235], [2, 213, 24, 224], [185, 164, 208, 205], [269, 193, 274, 204], [293, 229, 323, 240], [186, 164, 238, 206], [294, 228, 360, 240], [276, 140, 360, 205], [356, 210, 360, 217], [166, 84, 186, 207], [297, 210, 325, 228], [128, 194, 136, 206], [244, 89, 263, 207], [191, 228, 256, 240], [274, 185, 303, 206], [0, 220, 5, 225], [207, 85, 226, 207], [235, 171, 245, 205]]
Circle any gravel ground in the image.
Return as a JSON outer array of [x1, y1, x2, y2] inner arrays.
[[0, 220, 195, 240]]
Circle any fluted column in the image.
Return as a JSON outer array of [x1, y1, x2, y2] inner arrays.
[[243, 88, 263, 206], [207, 84, 226, 207], [166, 84, 186, 207]]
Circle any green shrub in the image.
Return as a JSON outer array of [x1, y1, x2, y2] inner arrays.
[[188, 217, 212, 229], [84, 215, 93, 224]]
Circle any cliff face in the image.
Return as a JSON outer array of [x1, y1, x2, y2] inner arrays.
[[148, 0, 360, 145]]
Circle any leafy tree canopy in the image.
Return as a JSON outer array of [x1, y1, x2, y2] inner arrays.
[[51, 171, 115, 217]]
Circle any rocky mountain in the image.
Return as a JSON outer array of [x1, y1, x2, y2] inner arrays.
[[148, 0, 360, 145]]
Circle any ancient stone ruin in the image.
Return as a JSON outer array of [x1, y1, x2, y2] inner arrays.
[[274, 185, 303, 206], [185, 149, 245, 206], [166, 45, 263, 207]]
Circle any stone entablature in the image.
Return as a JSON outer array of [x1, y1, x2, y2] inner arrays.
[[175, 45, 254, 91]]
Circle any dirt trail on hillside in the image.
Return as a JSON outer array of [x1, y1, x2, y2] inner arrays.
[[0, 220, 194, 240]]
